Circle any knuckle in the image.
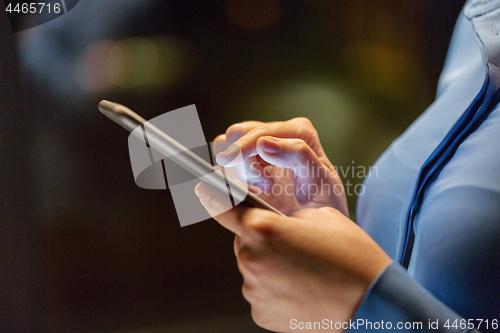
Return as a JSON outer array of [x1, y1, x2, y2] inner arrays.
[[241, 282, 251, 301], [226, 124, 246, 140], [242, 211, 275, 236], [247, 125, 269, 137], [291, 117, 319, 139], [213, 134, 226, 143], [293, 139, 309, 151], [319, 206, 339, 215], [233, 235, 241, 256], [226, 121, 267, 141], [250, 307, 271, 329], [242, 281, 259, 307], [237, 245, 256, 264], [212, 136, 228, 154], [292, 139, 312, 164], [291, 116, 313, 127]]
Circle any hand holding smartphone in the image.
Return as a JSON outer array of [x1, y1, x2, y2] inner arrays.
[[98, 100, 285, 218]]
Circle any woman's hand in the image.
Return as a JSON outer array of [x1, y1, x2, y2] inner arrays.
[[213, 118, 349, 216], [195, 182, 392, 333], [197, 117, 391, 332]]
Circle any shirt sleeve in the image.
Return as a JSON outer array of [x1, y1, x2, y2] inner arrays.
[[347, 262, 480, 333]]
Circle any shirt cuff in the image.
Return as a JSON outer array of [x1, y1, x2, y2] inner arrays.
[[347, 262, 479, 333]]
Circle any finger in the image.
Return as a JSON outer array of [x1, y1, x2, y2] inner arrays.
[[211, 134, 254, 187], [223, 122, 272, 188], [291, 206, 331, 219], [195, 181, 248, 236], [240, 207, 289, 236], [225, 121, 268, 144], [228, 155, 273, 191], [212, 134, 227, 156], [214, 134, 226, 143], [256, 136, 334, 194], [213, 137, 274, 192], [211, 134, 248, 181], [217, 118, 323, 167], [234, 235, 241, 258], [211, 135, 262, 185], [290, 206, 344, 221], [245, 158, 274, 192]]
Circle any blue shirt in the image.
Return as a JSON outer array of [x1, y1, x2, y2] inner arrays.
[[351, 1, 500, 332]]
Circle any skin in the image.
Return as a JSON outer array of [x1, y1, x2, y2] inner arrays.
[[195, 118, 391, 332]]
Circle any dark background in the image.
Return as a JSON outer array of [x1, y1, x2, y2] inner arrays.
[[1, 0, 465, 332]]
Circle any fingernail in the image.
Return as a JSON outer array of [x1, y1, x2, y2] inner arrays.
[[195, 183, 201, 197], [216, 143, 240, 165], [250, 180, 272, 193], [257, 181, 272, 193], [261, 137, 280, 154]]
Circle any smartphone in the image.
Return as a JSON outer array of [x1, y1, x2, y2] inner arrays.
[[98, 100, 285, 217]]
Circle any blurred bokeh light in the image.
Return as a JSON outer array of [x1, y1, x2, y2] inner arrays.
[[76, 37, 196, 93]]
